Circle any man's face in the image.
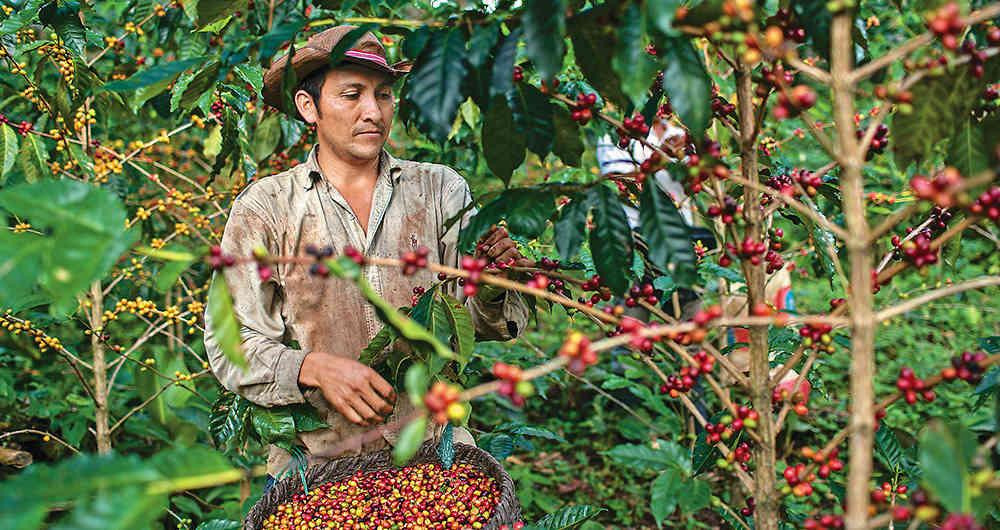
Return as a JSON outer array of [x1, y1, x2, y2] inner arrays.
[[296, 64, 395, 164]]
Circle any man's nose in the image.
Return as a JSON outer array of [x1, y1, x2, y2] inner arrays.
[[359, 92, 382, 121]]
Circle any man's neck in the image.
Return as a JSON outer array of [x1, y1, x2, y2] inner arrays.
[[315, 144, 380, 191]]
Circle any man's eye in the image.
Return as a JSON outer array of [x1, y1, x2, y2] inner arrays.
[[378, 92, 393, 100], [342, 92, 360, 99]]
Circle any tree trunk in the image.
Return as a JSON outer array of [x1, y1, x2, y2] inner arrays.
[[90, 281, 111, 453]]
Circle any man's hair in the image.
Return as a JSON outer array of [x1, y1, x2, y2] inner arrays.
[[296, 65, 330, 120]]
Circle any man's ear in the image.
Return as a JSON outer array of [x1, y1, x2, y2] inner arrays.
[[294, 90, 318, 123]]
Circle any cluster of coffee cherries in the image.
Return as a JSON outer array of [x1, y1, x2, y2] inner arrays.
[[782, 462, 817, 497], [756, 64, 796, 98], [681, 140, 728, 194], [424, 382, 467, 425], [400, 246, 430, 276], [498, 523, 525, 530], [705, 406, 759, 444], [896, 366, 936, 404], [250, 246, 275, 281], [970, 186, 1000, 224], [206, 245, 236, 270], [800, 446, 844, 480], [559, 331, 596, 374], [772, 85, 817, 119], [765, 167, 823, 198], [491, 362, 535, 407], [707, 195, 741, 224], [959, 39, 991, 78], [617, 114, 650, 148], [738, 497, 756, 517], [459, 255, 489, 297], [261, 462, 501, 529], [927, 2, 965, 50], [578, 274, 613, 307], [711, 95, 736, 119], [871, 481, 909, 507], [857, 123, 890, 160], [772, 375, 810, 416], [637, 151, 664, 182], [941, 351, 988, 384], [569, 93, 598, 125], [911, 167, 962, 208], [624, 282, 661, 307], [209, 98, 228, 122], [303, 244, 335, 278], [726, 237, 768, 266], [892, 230, 939, 268], [512, 65, 524, 82], [659, 350, 715, 397], [766, 8, 806, 43], [800, 322, 834, 353]]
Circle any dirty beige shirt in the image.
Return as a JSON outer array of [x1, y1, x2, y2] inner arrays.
[[203, 146, 530, 476]]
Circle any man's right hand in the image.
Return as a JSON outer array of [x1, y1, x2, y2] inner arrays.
[[298, 353, 396, 426]]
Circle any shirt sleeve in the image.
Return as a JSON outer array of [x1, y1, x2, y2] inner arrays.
[[439, 170, 530, 341], [203, 198, 309, 407]]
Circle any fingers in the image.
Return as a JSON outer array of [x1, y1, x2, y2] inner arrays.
[[514, 257, 535, 267], [348, 395, 382, 425], [479, 226, 507, 248], [366, 368, 396, 402], [485, 238, 517, 260], [496, 247, 522, 264], [329, 395, 365, 425], [359, 380, 394, 417]]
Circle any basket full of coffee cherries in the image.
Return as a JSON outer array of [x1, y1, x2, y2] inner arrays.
[[244, 439, 522, 529]]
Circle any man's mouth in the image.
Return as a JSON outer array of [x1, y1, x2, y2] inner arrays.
[[356, 130, 383, 136]]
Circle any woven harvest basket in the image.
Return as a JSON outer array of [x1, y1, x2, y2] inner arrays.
[[244, 441, 522, 529]]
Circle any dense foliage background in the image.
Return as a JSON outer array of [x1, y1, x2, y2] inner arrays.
[[0, 0, 998, 528]]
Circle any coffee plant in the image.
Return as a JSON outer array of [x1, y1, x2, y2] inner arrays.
[[0, 0, 998, 528]]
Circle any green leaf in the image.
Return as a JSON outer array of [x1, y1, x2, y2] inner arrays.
[[467, 23, 500, 69], [103, 58, 204, 92], [646, 0, 682, 37], [0, 0, 46, 34], [894, 57, 999, 169], [195, 0, 247, 28], [359, 325, 398, 365], [508, 81, 556, 158], [947, 117, 991, 175], [875, 426, 905, 473], [522, 0, 566, 83], [209, 392, 251, 450], [792, 0, 832, 61], [569, 3, 628, 108], [405, 363, 429, 407], [288, 404, 329, 433], [919, 421, 976, 513], [552, 106, 584, 167], [438, 293, 474, 370], [179, 61, 223, 113], [613, 3, 660, 108], [482, 95, 525, 185], [639, 175, 695, 284], [603, 441, 688, 472], [531, 504, 605, 529], [458, 187, 557, 253], [196, 520, 241, 530], [589, 186, 633, 295], [489, 29, 520, 98], [206, 276, 248, 370], [252, 114, 282, 163], [480, 433, 514, 460], [256, 15, 302, 63], [39, 1, 85, 56], [17, 133, 50, 183], [678, 478, 711, 512], [149, 447, 233, 479], [406, 29, 468, 142], [659, 37, 712, 141], [234, 63, 264, 98], [250, 406, 296, 448], [51, 488, 167, 530], [555, 193, 591, 261], [393, 415, 428, 466], [0, 180, 137, 314], [0, 125, 19, 183], [980, 336, 1000, 354], [650, 470, 680, 527]]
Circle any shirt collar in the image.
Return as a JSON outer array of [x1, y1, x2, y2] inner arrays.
[[300, 145, 403, 190]]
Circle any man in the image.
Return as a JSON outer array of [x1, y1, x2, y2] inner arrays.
[[204, 25, 531, 481]]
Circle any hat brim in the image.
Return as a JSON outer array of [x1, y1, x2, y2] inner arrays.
[[261, 47, 410, 118]]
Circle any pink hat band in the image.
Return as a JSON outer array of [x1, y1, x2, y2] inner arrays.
[[344, 49, 390, 68]]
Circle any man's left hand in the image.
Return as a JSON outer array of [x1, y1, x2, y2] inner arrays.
[[475, 225, 533, 268]]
